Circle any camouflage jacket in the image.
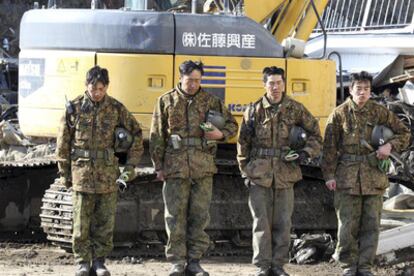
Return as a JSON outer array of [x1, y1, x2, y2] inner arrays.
[[237, 95, 322, 188], [150, 84, 238, 179], [56, 93, 144, 193], [322, 98, 410, 195]]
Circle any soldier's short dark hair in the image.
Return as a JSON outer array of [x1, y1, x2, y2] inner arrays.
[[262, 66, 285, 82], [350, 71, 372, 87], [179, 60, 204, 76], [86, 66, 110, 86]]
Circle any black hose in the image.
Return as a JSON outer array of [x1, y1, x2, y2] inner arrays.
[[310, 0, 327, 59], [327, 51, 344, 103]]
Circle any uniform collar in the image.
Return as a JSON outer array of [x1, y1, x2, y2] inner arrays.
[[347, 97, 371, 113], [176, 83, 202, 99], [261, 94, 290, 109], [83, 92, 109, 109]]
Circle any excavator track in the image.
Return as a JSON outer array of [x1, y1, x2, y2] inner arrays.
[[0, 161, 58, 235], [39, 160, 337, 256], [40, 181, 73, 247]]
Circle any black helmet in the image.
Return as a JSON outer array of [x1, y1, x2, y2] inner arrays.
[[289, 125, 307, 150], [371, 125, 394, 148], [114, 127, 133, 153], [206, 110, 225, 129]]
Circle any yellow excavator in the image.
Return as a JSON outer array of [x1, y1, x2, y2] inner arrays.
[[8, 0, 338, 251]]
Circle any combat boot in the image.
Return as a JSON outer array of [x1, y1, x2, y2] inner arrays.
[[75, 262, 90, 276], [357, 269, 374, 276], [271, 265, 289, 276], [169, 262, 185, 276], [342, 266, 357, 276], [255, 266, 270, 276], [92, 258, 111, 276], [186, 259, 209, 276]]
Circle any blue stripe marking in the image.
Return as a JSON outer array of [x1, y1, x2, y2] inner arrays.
[[204, 65, 226, 69], [204, 71, 226, 77], [201, 79, 226, 85]]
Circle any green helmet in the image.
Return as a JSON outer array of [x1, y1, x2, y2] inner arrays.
[[371, 125, 394, 148], [289, 125, 307, 150], [206, 110, 225, 129], [114, 127, 133, 153]]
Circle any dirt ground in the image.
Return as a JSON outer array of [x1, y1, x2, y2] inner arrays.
[[0, 243, 412, 276]]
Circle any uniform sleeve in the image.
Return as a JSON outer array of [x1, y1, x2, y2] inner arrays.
[[219, 99, 238, 141], [321, 112, 341, 181], [383, 108, 411, 152], [149, 97, 166, 171], [119, 105, 144, 166], [56, 111, 72, 181], [299, 105, 322, 158], [237, 107, 253, 176]]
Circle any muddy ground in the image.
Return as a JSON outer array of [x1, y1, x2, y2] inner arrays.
[[0, 243, 413, 276]]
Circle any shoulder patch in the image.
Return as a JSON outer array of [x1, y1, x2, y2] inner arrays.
[[370, 100, 387, 110], [252, 97, 262, 108], [335, 101, 349, 113], [71, 94, 84, 104], [109, 96, 123, 107], [161, 88, 176, 97], [288, 97, 304, 109]]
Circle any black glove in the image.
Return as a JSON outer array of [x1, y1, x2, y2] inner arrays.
[[298, 151, 310, 162]]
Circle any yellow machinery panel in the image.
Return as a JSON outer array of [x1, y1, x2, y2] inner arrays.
[[19, 50, 95, 137], [18, 51, 335, 140], [175, 56, 336, 137], [97, 53, 174, 138], [174, 55, 285, 125], [175, 55, 286, 143], [286, 58, 337, 135]]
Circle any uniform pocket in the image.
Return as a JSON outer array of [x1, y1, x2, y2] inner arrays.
[[167, 104, 186, 130], [100, 118, 116, 141], [244, 158, 273, 187], [275, 161, 302, 188], [367, 165, 389, 190], [75, 117, 91, 141], [190, 149, 216, 177], [71, 158, 90, 184], [279, 118, 295, 139], [342, 125, 358, 146], [163, 150, 187, 177], [335, 161, 358, 189], [256, 120, 272, 144]]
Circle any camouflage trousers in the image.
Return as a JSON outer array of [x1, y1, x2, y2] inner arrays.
[[334, 191, 382, 270], [248, 184, 294, 268], [163, 177, 213, 263], [72, 191, 117, 264]]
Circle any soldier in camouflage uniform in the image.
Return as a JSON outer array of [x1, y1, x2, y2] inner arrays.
[[150, 60, 238, 276], [56, 66, 143, 276], [237, 66, 322, 276], [322, 71, 410, 276]]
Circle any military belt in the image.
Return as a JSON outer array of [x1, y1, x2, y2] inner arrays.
[[182, 137, 202, 146], [340, 153, 369, 162], [251, 148, 282, 157], [71, 148, 114, 160], [168, 137, 202, 147]]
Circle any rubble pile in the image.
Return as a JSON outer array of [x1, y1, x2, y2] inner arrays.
[[0, 97, 55, 166]]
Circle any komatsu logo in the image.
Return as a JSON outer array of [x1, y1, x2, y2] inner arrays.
[[228, 103, 250, 113]]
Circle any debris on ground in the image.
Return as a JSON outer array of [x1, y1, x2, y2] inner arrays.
[[377, 183, 414, 269], [290, 233, 335, 264]]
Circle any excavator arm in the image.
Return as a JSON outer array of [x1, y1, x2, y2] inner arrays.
[[211, 0, 329, 44]]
